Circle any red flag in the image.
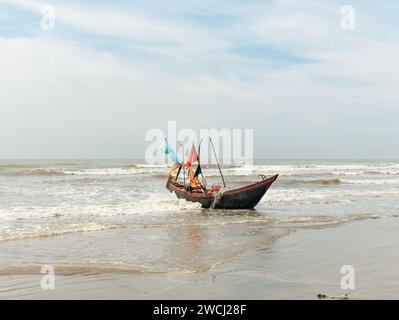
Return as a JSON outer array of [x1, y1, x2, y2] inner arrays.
[[186, 143, 199, 168]]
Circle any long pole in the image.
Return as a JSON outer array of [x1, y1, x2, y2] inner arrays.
[[181, 143, 185, 187], [198, 139, 203, 178], [209, 138, 226, 188]]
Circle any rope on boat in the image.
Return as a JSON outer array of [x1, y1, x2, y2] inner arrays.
[[210, 189, 227, 209]]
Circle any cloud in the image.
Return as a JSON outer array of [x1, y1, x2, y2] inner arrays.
[[0, 0, 230, 56], [0, 0, 399, 158]]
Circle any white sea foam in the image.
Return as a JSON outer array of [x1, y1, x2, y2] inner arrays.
[[0, 165, 168, 176], [2, 162, 399, 177], [0, 196, 201, 222], [342, 178, 399, 185], [135, 164, 169, 168], [0, 222, 123, 242], [62, 167, 167, 175], [221, 163, 399, 177], [262, 188, 399, 204]]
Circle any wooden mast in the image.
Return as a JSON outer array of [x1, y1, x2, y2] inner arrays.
[[182, 143, 185, 187], [209, 138, 226, 188]]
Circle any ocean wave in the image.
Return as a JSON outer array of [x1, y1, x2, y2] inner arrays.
[[220, 163, 399, 176], [0, 197, 202, 222], [2, 161, 399, 177], [1, 182, 398, 223], [3, 168, 67, 176], [0, 167, 169, 177], [262, 188, 399, 204], [342, 178, 399, 185], [281, 178, 342, 185], [135, 164, 168, 168], [277, 176, 399, 186], [0, 218, 275, 242], [0, 163, 37, 169], [0, 223, 126, 242], [235, 177, 342, 186], [62, 168, 165, 175], [271, 213, 387, 228]]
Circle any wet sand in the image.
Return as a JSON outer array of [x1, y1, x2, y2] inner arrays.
[[1, 216, 399, 299]]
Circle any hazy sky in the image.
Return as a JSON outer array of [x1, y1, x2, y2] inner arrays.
[[0, 0, 398, 159]]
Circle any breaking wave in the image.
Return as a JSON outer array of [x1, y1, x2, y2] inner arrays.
[[222, 163, 399, 176], [2, 161, 399, 178], [0, 223, 127, 242], [0, 198, 202, 223], [0, 166, 169, 177], [262, 188, 399, 204]]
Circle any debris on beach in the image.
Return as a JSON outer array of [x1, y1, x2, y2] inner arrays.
[[317, 293, 351, 300]]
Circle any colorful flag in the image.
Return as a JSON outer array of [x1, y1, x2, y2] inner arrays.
[[168, 163, 181, 177], [186, 143, 199, 168], [194, 164, 202, 178], [163, 139, 180, 164]]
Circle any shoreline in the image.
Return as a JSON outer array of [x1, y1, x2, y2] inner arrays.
[[1, 216, 399, 299]]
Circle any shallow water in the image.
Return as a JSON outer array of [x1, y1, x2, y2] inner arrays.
[[1, 159, 399, 275]]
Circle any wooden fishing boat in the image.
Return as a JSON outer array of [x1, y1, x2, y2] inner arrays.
[[166, 174, 278, 209], [163, 137, 278, 209]]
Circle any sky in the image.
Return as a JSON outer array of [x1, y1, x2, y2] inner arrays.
[[0, 0, 398, 159]]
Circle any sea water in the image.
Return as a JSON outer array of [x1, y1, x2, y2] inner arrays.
[[0, 159, 398, 275]]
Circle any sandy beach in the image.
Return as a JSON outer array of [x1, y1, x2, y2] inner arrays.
[[1, 216, 399, 299]]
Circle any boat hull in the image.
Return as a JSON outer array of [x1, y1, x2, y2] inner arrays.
[[167, 174, 278, 209]]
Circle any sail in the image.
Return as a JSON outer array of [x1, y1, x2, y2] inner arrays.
[[163, 139, 180, 164], [194, 164, 202, 178], [186, 143, 199, 168]]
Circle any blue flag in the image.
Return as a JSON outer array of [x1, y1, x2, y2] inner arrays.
[[163, 139, 180, 164]]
